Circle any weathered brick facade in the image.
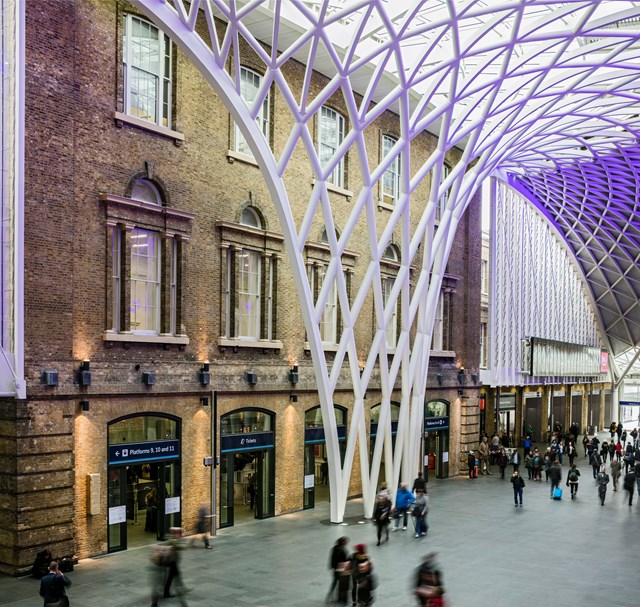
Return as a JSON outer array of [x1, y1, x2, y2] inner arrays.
[[0, 0, 481, 574]]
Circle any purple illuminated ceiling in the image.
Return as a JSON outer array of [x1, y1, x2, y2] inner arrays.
[[511, 147, 640, 374]]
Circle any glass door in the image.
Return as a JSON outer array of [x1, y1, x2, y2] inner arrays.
[[304, 444, 315, 509], [219, 453, 234, 528], [255, 449, 275, 519], [108, 467, 127, 552], [160, 461, 181, 538]]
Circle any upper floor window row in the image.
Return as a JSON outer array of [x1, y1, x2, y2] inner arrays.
[[234, 67, 270, 157], [123, 14, 172, 128]]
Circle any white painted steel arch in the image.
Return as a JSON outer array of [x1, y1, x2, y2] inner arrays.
[[131, 1, 640, 521]]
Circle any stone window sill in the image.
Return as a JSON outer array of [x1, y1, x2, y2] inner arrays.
[[377, 200, 395, 211], [113, 112, 185, 145], [303, 341, 340, 353], [430, 350, 456, 358], [311, 179, 353, 200], [103, 331, 189, 346], [218, 337, 283, 351], [227, 149, 259, 167]]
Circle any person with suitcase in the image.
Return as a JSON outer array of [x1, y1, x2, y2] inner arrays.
[[549, 461, 562, 499]]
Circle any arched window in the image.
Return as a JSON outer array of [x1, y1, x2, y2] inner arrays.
[[305, 405, 347, 429], [240, 206, 263, 229], [131, 179, 162, 205], [220, 408, 273, 435], [108, 413, 179, 444], [425, 400, 449, 418], [383, 244, 399, 261]]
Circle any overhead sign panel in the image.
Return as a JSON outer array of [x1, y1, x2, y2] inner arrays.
[[521, 337, 606, 377]]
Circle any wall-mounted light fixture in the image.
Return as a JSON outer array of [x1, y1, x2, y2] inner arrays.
[[198, 362, 211, 386], [471, 373, 479, 384], [41, 370, 59, 386], [200, 396, 209, 407], [142, 371, 156, 386], [245, 371, 258, 385], [458, 389, 464, 396], [80, 400, 90, 412], [288, 364, 299, 385], [77, 360, 91, 387], [436, 373, 444, 385], [457, 367, 466, 384], [290, 393, 298, 403]]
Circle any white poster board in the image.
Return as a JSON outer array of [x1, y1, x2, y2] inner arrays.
[[108, 505, 126, 525], [165, 496, 181, 515], [442, 452, 449, 463], [304, 474, 315, 489]]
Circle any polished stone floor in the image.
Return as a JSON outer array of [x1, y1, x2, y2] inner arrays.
[[4, 433, 638, 607]]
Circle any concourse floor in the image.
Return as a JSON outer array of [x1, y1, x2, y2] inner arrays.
[[4, 438, 638, 607]]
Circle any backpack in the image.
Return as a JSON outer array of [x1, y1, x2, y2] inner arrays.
[[568, 470, 578, 482]]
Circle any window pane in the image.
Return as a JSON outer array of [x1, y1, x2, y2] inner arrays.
[[319, 106, 345, 187], [236, 250, 260, 339], [432, 292, 444, 351], [130, 229, 160, 333], [235, 67, 269, 156], [383, 276, 397, 347], [124, 15, 171, 127], [318, 266, 338, 344], [382, 135, 400, 204]]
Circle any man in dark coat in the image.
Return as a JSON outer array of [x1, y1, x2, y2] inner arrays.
[[326, 536, 350, 605], [39, 561, 71, 607]]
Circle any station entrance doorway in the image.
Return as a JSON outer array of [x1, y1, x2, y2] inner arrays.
[[219, 409, 275, 527], [303, 405, 347, 509], [423, 400, 450, 480], [107, 414, 182, 553]]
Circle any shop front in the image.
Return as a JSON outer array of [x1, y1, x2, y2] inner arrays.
[[107, 414, 182, 553], [424, 400, 450, 480], [219, 409, 275, 527], [303, 405, 346, 509]]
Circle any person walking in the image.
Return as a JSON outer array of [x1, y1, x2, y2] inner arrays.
[[549, 460, 562, 499], [349, 544, 371, 607], [610, 458, 622, 491], [163, 527, 189, 603], [39, 561, 71, 607], [327, 536, 350, 606], [392, 483, 415, 532], [372, 494, 391, 546], [616, 422, 623, 444], [497, 448, 509, 479], [566, 463, 580, 499], [582, 434, 590, 457], [511, 449, 521, 473], [191, 503, 212, 549], [412, 472, 427, 494], [566, 440, 578, 466], [478, 437, 491, 474], [596, 465, 610, 505], [523, 435, 532, 458], [610, 421, 617, 441], [600, 440, 609, 464], [354, 560, 376, 606], [467, 450, 477, 479], [413, 488, 429, 538], [623, 467, 636, 506], [510, 470, 525, 507], [589, 448, 602, 479]]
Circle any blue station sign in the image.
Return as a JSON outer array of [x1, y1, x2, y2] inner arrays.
[[424, 416, 449, 431], [304, 425, 347, 444], [620, 401, 640, 407], [108, 439, 180, 465], [221, 431, 274, 453]]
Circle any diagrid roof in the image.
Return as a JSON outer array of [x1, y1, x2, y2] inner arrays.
[[135, 0, 640, 383]]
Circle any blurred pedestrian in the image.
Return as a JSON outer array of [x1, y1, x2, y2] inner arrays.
[[623, 467, 636, 506], [413, 488, 429, 538], [610, 458, 621, 491], [497, 448, 509, 479], [412, 471, 427, 494], [326, 536, 350, 606], [566, 463, 580, 499], [373, 493, 391, 546], [349, 544, 371, 607], [467, 451, 477, 479], [414, 553, 445, 607], [191, 503, 212, 549], [164, 528, 188, 604]]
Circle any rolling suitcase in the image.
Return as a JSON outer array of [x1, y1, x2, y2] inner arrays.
[[553, 486, 562, 500]]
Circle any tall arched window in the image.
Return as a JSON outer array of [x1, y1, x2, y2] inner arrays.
[[234, 67, 270, 157]]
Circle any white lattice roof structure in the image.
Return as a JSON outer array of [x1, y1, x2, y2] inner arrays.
[[130, 0, 640, 520]]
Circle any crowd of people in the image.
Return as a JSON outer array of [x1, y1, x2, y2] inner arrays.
[[469, 421, 640, 509]]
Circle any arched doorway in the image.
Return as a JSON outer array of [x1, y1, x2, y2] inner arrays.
[[107, 414, 181, 552], [303, 405, 347, 509], [424, 400, 450, 480], [219, 408, 275, 527], [370, 402, 400, 488]]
